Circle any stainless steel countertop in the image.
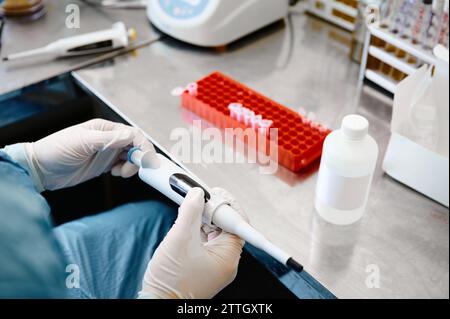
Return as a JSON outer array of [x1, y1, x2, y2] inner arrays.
[[72, 8, 449, 298], [0, 0, 159, 96]]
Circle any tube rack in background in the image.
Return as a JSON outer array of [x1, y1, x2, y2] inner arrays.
[[359, 0, 448, 94], [359, 23, 441, 94], [181, 72, 331, 172]]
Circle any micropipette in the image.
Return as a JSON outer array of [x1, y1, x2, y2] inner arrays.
[[2, 22, 136, 62], [128, 147, 303, 273]]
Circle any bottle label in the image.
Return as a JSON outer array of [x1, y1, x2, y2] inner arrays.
[[316, 163, 371, 211]]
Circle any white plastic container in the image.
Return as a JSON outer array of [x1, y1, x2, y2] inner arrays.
[[315, 115, 379, 225], [383, 46, 449, 207]]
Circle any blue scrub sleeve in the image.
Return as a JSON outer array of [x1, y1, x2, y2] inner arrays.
[[3, 143, 44, 192], [53, 200, 177, 299], [1, 146, 177, 299], [0, 150, 67, 298]]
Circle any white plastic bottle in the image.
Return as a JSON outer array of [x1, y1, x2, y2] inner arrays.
[[315, 114, 379, 225]]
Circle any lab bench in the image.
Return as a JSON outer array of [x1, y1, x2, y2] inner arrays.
[[0, 0, 160, 96], [0, 1, 448, 299], [0, 75, 331, 299]]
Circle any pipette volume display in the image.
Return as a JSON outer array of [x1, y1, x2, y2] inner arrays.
[[127, 147, 303, 273]]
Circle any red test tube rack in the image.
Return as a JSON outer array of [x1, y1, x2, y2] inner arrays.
[[181, 71, 331, 172]]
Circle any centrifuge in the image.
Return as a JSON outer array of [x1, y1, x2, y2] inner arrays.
[[147, 0, 290, 47]]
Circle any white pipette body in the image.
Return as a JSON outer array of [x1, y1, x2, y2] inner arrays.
[[128, 148, 303, 272], [213, 204, 291, 265], [3, 22, 134, 61]]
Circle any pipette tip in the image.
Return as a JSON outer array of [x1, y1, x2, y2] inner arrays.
[[287, 258, 303, 272]]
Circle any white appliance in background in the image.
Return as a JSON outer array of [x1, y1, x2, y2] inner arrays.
[[383, 46, 449, 207], [147, 0, 290, 47]]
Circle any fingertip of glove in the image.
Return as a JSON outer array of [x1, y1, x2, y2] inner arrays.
[[121, 164, 139, 178], [181, 188, 205, 209], [189, 187, 204, 202], [177, 188, 205, 226], [111, 162, 139, 178], [111, 165, 122, 177]]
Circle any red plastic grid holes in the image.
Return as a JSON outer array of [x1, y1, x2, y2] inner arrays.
[[181, 71, 330, 172]]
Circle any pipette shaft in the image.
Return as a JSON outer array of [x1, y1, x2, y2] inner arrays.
[[128, 148, 303, 272]]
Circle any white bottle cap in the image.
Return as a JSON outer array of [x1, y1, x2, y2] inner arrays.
[[341, 114, 369, 140]]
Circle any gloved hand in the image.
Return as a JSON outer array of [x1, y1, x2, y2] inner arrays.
[[140, 188, 246, 299], [22, 119, 157, 191]]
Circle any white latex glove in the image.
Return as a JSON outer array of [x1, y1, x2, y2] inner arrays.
[[23, 119, 157, 191], [140, 187, 246, 299]]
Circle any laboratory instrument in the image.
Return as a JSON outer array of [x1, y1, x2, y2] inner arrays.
[[315, 115, 379, 225], [147, 0, 290, 47], [127, 147, 303, 272], [180, 71, 330, 172], [2, 22, 136, 61]]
